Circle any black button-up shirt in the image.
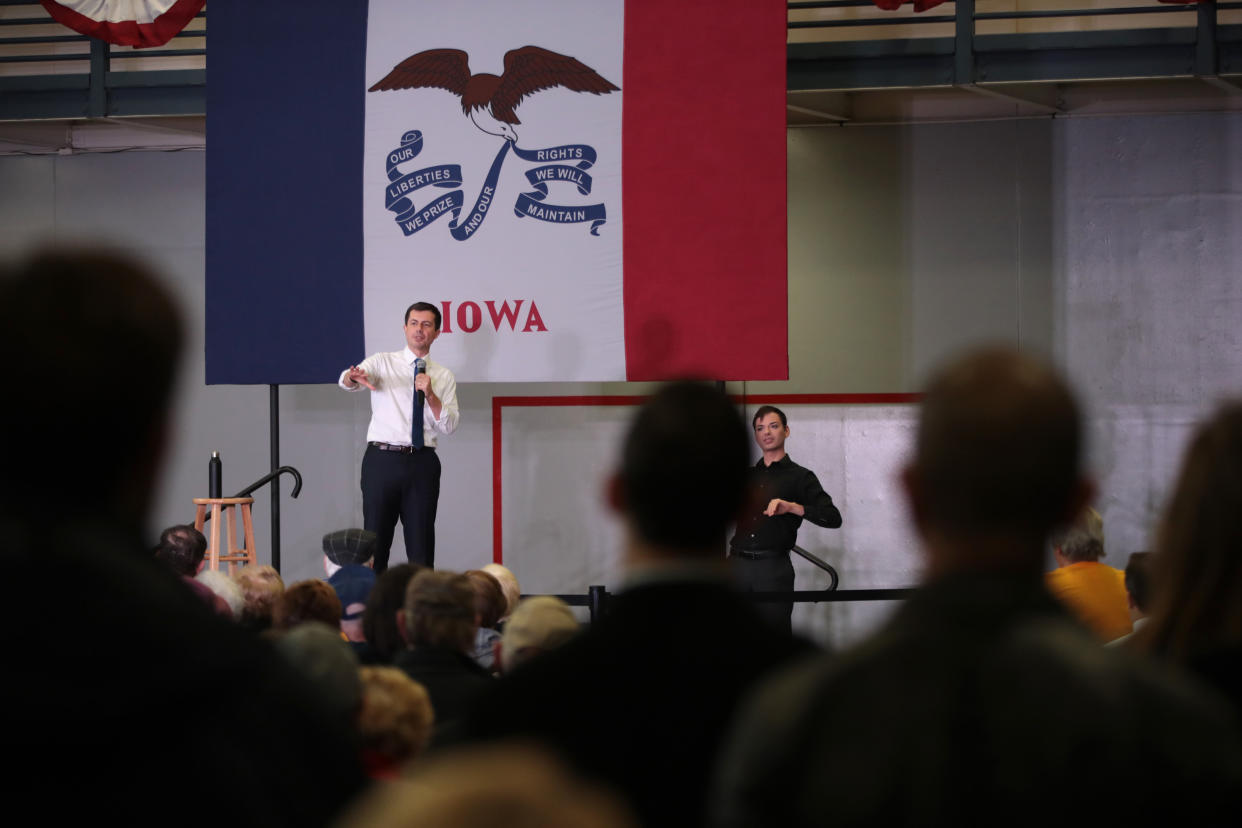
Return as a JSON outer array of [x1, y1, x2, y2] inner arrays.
[[730, 455, 842, 553]]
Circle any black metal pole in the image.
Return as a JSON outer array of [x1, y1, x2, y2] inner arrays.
[[955, 0, 974, 86], [588, 584, 608, 623], [1196, 0, 1218, 78], [88, 39, 108, 118], [270, 383, 281, 573]]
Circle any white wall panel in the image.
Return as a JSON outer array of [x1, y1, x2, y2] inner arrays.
[[495, 401, 923, 646], [500, 404, 628, 595]]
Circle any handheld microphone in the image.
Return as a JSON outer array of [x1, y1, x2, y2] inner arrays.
[[415, 360, 426, 406]]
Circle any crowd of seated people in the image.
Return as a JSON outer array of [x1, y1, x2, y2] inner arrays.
[[9, 247, 1242, 827]]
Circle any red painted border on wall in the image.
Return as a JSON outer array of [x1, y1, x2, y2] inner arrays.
[[492, 392, 922, 563]]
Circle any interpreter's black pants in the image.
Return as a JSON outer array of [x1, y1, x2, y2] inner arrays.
[[730, 552, 794, 634]]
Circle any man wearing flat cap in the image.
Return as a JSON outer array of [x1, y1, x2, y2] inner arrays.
[[323, 529, 378, 653]]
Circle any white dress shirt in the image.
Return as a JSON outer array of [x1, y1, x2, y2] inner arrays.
[[339, 347, 459, 447]]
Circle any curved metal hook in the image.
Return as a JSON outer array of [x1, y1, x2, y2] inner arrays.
[[232, 465, 303, 499]]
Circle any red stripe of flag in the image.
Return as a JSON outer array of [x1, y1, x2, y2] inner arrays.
[[622, 0, 788, 382]]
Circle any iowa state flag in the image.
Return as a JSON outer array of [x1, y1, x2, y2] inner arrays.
[[206, 0, 786, 383]]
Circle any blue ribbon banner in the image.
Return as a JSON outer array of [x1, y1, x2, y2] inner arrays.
[[385, 130, 464, 236], [381, 130, 606, 239], [514, 194, 607, 236], [524, 165, 593, 198], [449, 141, 511, 241], [511, 142, 597, 170], [511, 141, 606, 235]]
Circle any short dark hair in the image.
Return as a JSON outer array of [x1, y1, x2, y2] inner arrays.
[[1124, 552, 1153, 614], [0, 248, 183, 514], [363, 564, 424, 661], [404, 570, 476, 653], [912, 347, 1081, 538], [154, 525, 208, 577], [405, 301, 442, 330], [752, 405, 788, 429], [620, 381, 749, 551]]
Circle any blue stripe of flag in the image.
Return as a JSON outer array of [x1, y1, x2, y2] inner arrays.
[[206, 0, 368, 384]]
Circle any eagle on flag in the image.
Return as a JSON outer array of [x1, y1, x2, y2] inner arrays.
[[368, 45, 619, 142]]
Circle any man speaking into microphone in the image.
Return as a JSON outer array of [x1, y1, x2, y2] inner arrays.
[[340, 302, 459, 571]]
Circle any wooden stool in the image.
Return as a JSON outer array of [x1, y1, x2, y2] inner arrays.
[[193, 497, 257, 574]]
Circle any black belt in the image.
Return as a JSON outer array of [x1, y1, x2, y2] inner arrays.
[[369, 441, 435, 454], [730, 548, 787, 561]]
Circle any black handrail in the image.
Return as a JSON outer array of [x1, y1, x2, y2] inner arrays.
[[792, 543, 839, 592], [534, 579, 915, 624]]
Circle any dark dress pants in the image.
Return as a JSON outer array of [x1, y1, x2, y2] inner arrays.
[[361, 444, 441, 572], [730, 552, 795, 634]]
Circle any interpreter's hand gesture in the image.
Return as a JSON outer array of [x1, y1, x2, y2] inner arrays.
[[764, 498, 804, 517], [346, 365, 376, 390]]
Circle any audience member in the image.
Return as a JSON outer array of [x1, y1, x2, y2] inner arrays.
[[154, 523, 230, 615], [324, 528, 379, 577], [273, 622, 363, 732], [341, 744, 636, 828], [465, 568, 507, 671], [0, 248, 365, 824], [481, 562, 521, 621], [274, 579, 343, 632], [154, 523, 208, 576], [196, 567, 244, 620], [395, 570, 492, 735], [712, 347, 1242, 827], [462, 381, 812, 828], [1137, 402, 1242, 717], [233, 564, 285, 633], [323, 529, 379, 652], [1109, 551, 1153, 647], [498, 596, 580, 673], [363, 563, 424, 664], [1046, 506, 1132, 640], [357, 666, 435, 779]]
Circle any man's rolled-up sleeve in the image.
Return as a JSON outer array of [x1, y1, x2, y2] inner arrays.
[[432, 371, 459, 436]]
